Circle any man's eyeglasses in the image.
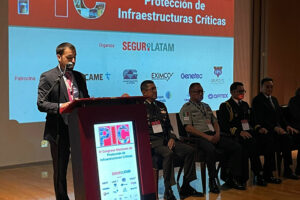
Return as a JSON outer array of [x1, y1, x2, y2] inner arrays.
[[237, 90, 246, 94], [191, 90, 204, 94], [146, 87, 157, 91]]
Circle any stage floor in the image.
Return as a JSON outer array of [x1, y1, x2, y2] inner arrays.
[[0, 153, 300, 200]]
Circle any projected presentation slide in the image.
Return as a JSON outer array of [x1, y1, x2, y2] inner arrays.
[[8, 0, 234, 123], [94, 121, 141, 200]]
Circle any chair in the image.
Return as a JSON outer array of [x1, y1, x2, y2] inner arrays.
[[175, 113, 208, 193]]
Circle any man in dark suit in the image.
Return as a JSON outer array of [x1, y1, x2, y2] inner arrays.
[[140, 80, 203, 200], [288, 88, 300, 175], [252, 77, 299, 181], [218, 82, 267, 187], [37, 42, 89, 200]]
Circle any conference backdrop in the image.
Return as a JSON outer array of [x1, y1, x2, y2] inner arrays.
[[9, 0, 234, 123]]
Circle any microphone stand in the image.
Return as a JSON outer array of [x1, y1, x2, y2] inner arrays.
[[41, 72, 65, 103], [56, 67, 67, 144], [41, 69, 66, 102]]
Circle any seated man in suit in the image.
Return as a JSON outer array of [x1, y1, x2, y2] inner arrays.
[[218, 82, 267, 187], [179, 82, 245, 193], [252, 77, 299, 181], [140, 80, 203, 200], [288, 87, 300, 175]]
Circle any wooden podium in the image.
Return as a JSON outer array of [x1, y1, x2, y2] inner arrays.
[[61, 97, 156, 200]]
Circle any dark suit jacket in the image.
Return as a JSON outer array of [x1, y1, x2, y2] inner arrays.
[[251, 92, 287, 132], [37, 66, 89, 142], [144, 100, 177, 148], [218, 98, 252, 136], [288, 95, 300, 130]]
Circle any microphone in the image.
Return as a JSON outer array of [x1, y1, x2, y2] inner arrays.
[[66, 62, 74, 71]]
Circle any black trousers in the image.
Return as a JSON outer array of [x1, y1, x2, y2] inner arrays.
[[234, 136, 263, 182], [50, 127, 70, 200], [255, 133, 277, 178], [275, 133, 300, 173], [152, 140, 197, 189], [193, 135, 242, 180]]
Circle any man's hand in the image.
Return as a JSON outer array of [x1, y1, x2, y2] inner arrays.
[[205, 135, 214, 143], [274, 126, 287, 135], [168, 138, 175, 150], [258, 127, 268, 134], [60, 102, 71, 110], [287, 126, 299, 134], [206, 135, 220, 144], [211, 133, 220, 144], [240, 131, 252, 139]]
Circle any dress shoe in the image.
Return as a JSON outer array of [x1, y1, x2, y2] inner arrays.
[[253, 175, 267, 186], [179, 185, 204, 199], [265, 176, 282, 184], [225, 178, 246, 190], [164, 189, 176, 200], [284, 172, 299, 180], [209, 178, 220, 194]]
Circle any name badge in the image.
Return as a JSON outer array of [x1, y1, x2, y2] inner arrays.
[[206, 120, 215, 132], [152, 120, 163, 134], [241, 120, 250, 131]]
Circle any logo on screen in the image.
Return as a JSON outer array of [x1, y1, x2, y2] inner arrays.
[[18, 0, 29, 15], [98, 124, 131, 147], [214, 66, 223, 77], [181, 73, 203, 79], [157, 95, 166, 103], [208, 93, 228, 99], [211, 66, 224, 84], [74, 1, 106, 19], [151, 72, 174, 81], [122, 42, 175, 52], [85, 73, 111, 81], [165, 91, 172, 99], [123, 69, 137, 79], [123, 69, 138, 84]]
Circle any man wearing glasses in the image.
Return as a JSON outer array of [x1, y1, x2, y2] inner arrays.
[[218, 82, 268, 188], [179, 82, 244, 193]]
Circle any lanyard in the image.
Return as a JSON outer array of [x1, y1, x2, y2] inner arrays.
[[64, 73, 73, 95], [189, 100, 207, 117]]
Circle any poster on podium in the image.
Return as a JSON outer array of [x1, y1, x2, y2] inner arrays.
[[94, 121, 141, 200]]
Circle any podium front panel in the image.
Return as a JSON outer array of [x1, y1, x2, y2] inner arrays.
[[69, 102, 155, 200]]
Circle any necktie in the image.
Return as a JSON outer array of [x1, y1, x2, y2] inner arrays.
[[65, 72, 73, 101], [268, 96, 275, 109], [238, 101, 242, 107]]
